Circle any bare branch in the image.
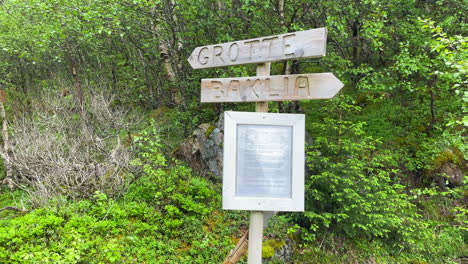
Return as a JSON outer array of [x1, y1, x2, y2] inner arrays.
[[0, 206, 28, 213], [6, 91, 140, 204]]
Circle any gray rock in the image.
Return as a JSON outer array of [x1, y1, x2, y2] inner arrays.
[[441, 162, 464, 186], [262, 236, 294, 264], [273, 237, 293, 263], [175, 115, 224, 179]]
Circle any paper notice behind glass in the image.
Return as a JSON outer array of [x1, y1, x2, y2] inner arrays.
[[236, 124, 293, 198]]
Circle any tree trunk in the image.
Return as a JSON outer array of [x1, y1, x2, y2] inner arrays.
[[155, 23, 183, 106], [279, 0, 285, 29], [149, 3, 185, 107], [65, 37, 85, 116], [0, 100, 15, 190]]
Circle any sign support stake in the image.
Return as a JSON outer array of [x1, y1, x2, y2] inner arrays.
[[247, 62, 270, 264], [254, 63, 270, 113], [248, 211, 264, 264]]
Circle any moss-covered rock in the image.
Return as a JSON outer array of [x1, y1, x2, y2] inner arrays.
[[204, 124, 216, 138], [262, 239, 285, 259], [433, 148, 465, 168], [174, 115, 224, 179]]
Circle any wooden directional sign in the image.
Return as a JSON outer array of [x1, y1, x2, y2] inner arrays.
[[191, 27, 342, 263], [188, 28, 327, 69], [201, 73, 343, 103]]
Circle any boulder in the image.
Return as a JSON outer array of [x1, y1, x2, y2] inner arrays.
[[175, 115, 224, 179], [261, 237, 294, 263], [440, 162, 464, 187]]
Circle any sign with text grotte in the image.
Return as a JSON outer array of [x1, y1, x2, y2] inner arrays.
[[188, 28, 327, 69]]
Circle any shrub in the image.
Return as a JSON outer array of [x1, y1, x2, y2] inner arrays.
[[0, 162, 239, 264], [296, 116, 424, 244], [6, 91, 138, 203]]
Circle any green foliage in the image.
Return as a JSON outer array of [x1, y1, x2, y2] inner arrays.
[[292, 231, 467, 264], [0, 118, 247, 263], [295, 94, 467, 262], [0, 0, 466, 263], [0, 167, 240, 263], [129, 121, 217, 213], [297, 97, 420, 242]]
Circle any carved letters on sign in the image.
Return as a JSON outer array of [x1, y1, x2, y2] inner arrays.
[[188, 28, 327, 69], [200, 73, 344, 103]]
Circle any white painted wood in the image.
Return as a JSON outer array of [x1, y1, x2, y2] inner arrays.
[[223, 111, 305, 212], [188, 28, 327, 69], [201, 73, 344, 103], [247, 211, 264, 264]]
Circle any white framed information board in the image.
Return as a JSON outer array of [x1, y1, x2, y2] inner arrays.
[[223, 111, 305, 211]]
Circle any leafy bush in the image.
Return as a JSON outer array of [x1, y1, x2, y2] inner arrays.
[[293, 95, 467, 262], [298, 116, 422, 242], [0, 164, 240, 264], [129, 120, 219, 216]]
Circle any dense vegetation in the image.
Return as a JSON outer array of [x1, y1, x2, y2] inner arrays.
[[0, 0, 466, 263]]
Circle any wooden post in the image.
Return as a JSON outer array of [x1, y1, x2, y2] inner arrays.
[[247, 211, 264, 264], [246, 62, 271, 264], [254, 63, 270, 113]]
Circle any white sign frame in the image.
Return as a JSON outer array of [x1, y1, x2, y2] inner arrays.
[[223, 111, 305, 212]]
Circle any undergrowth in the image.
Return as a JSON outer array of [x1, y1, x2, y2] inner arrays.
[[0, 169, 247, 263]]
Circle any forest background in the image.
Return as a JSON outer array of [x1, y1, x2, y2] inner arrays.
[[0, 0, 466, 263]]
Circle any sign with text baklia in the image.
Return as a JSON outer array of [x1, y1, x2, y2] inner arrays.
[[201, 73, 343, 103]]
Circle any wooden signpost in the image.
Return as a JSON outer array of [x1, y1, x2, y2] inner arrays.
[[188, 27, 343, 264]]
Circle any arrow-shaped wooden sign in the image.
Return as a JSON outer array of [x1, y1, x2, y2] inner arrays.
[[188, 28, 327, 69], [200, 73, 343, 103]]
